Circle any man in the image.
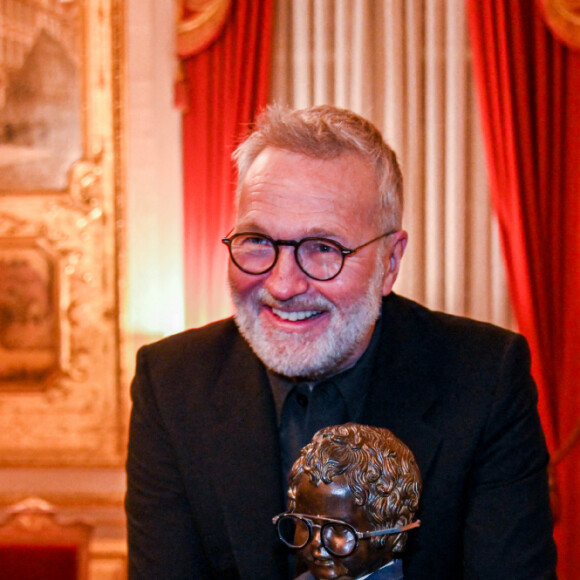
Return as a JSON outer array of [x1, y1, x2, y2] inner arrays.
[[275, 423, 422, 580], [125, 104, 556, 579]]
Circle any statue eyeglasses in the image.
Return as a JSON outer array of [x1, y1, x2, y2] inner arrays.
[[272, 512, 420, 558]]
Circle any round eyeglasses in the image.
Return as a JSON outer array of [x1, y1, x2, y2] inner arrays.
[[222, 231, 397, 282], [272, 513, 420, 558]]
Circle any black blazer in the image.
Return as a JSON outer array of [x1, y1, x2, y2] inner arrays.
[[125, 294, 556, 579]]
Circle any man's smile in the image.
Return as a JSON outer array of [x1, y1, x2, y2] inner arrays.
[[271, 307, 323, 322]]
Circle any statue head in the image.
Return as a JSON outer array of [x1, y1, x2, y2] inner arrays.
[[274, 423, 422, 579]]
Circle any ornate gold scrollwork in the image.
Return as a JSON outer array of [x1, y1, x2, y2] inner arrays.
[[176, 0, 233, 57], [538, 0, 580, 48]]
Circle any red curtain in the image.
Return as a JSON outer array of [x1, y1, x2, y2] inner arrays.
[[466, 1, 580, 577], [180, 0, 274, 328]]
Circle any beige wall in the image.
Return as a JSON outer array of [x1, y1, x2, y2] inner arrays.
[[125, 0, 185, 342]]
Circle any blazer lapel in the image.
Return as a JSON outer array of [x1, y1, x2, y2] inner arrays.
[[201, 332, 287, 578], [361, 296, 443, 480]]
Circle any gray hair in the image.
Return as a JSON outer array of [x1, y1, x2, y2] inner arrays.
[[233, 104, 404, 231]]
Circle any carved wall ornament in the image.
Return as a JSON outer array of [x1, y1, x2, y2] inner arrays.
[[0, 0, 125, 467], [176, 0, 233, 57], [538, 0, 580, 48]]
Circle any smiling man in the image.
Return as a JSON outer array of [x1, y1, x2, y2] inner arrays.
[[125, 105, 556, 579], [227, 145, 405, 380]]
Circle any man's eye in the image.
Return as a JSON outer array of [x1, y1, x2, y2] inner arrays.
[[241, 236, 269, 246], [312, 241, 340, 254]]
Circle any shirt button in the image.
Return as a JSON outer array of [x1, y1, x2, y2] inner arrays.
[[296, 393, 309, 407]]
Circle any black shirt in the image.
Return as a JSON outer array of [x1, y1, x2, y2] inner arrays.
[[268, 316, 384, 485]]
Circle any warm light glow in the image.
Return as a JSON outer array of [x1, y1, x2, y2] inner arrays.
[[184, 245, 234, 330], [126, 0, 188, 339]]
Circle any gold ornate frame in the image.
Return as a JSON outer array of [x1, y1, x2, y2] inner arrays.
[[0, 0, 125, 466], [538, 0, 580, 48], [176, 0, 232, 57]]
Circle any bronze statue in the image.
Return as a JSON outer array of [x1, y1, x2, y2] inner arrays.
[[273, 423, 422, 580]]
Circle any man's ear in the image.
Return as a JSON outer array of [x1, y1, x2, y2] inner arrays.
[[382, 231, 408, 296]]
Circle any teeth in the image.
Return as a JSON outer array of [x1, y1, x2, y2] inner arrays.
[[272, 308, 321, 321]]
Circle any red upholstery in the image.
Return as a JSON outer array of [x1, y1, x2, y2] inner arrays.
[[0, 500, 91, 580], [0, 545, 78, 580]]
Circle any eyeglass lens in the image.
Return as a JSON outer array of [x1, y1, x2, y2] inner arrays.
[[276, 516, 358, 557], [228, 234, 344, 281]]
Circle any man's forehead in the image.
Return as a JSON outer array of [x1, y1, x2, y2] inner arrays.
[[245, 145, 373, 174], [235, 148, 382, 231]]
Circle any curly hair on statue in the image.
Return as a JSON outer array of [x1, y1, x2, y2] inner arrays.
[[287, 423, 422, 554]]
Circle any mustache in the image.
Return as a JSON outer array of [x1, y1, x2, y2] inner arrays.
[[255, 288, 335, 311]]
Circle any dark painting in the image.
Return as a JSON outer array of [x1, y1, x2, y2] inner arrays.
[[0, 241, 59, 386], [0, 2, 81, 192]]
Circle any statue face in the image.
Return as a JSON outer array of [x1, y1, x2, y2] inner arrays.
[[293, 474, 392, 580]]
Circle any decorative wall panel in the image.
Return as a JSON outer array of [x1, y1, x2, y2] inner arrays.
[[0, 0, 125, 466]]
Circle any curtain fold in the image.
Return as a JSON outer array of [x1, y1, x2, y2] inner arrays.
[[466, 1, 580, 577], [181, 0, 274, 328]]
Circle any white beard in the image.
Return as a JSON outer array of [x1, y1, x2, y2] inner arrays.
[[230, 263, 385, 380]]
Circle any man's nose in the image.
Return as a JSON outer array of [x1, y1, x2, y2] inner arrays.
[[263, 246, 309, 299]]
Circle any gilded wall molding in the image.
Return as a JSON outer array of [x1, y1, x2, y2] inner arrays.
[[0, 0, 126, 467], [176, 0, 232, 57], [538, 0, 580, 48]]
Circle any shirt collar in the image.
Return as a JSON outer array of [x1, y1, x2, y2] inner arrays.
[[325, 314, 383, 423], [268, 315, 383, 424]]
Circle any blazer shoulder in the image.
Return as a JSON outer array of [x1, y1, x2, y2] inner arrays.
[[135, 317, 252, 381], [384, 293, 524, 351], [381, 293, 533, 385], [143, 317, 238, 352]]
